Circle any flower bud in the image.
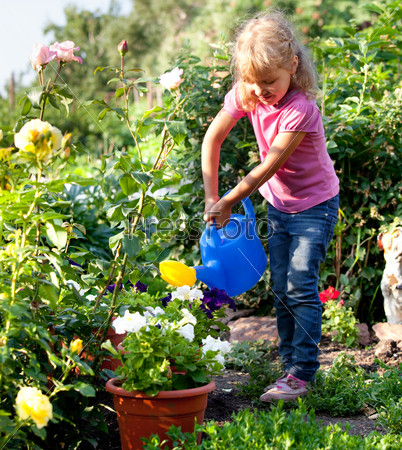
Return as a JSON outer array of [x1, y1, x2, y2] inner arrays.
[[118, 40, 128, 57], [62, 132, 72, 158], [70, 338, 83, 354]]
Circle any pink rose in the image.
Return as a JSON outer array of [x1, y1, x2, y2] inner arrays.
[[49, 41, 83, 64], [159, 67, 184, 90], [30, 43, 57, 71]]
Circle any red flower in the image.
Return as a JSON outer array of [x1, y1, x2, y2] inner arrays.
[[319, 286, 340, 304]]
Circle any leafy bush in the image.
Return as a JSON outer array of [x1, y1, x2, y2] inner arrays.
[[322, 300, 360, 347], [314, 0, 402, 321], [143, 399, 402, 449], [225, 340, 282, 398], [304, 353, 366, 415]]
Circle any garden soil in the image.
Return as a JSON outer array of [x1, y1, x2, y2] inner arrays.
[[90, 332, 402, 449]]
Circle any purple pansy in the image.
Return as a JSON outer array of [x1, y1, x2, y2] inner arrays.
[[134, 281, 148, 293], [200, 287, 236, 318], [159, 293, 172, 307]]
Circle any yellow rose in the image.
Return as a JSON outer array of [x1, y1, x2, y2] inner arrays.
[[15, 386, 53, 429], [159, 260, 197, 287], [14, 119, 62, 162], [70, 338, 83, 354]]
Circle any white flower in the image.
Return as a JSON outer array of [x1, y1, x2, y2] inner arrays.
[[158, 67, 184, 90], [171, 286, 204, 301], [66, 280, 85, 295], [144, 306, 165, 318], [86, 294, 97, 302], [176, 324, 195, 342], [214, 354, 225, 366], [0, 129, 3, 141], [112, 310, 147, 334], [178, 308, 197, 327], [189, 288, 204, 300], [201, 336, 231, 355]]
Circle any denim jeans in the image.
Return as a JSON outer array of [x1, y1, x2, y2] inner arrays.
[[267, 194, 339, 381]]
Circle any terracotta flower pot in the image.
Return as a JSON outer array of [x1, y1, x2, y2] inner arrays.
[[105, 377, 215, 450]]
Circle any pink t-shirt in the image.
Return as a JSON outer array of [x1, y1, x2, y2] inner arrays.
[[224, 86, 339, 213]]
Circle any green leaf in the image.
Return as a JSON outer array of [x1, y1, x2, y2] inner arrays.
[[109, 230, 124, 251], [39, 283, 59, 311], [94, 65, 119, 74], [166, 120, 188, 145], [128, 268, 141, 285], [45, 222, 68, 249], [119, 173, 138, 196], [155, 198, 171, 217], [73, 382, 96, 397], [21, 97, 32, 115], [132, 172, 151, 187], [122, 234, 141, 258], [47, 93, 60, 110], [115, 87, 125, 98]]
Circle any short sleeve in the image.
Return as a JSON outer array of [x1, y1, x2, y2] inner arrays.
[[278, 102, 321, 133], [223, 85, 246, 120]]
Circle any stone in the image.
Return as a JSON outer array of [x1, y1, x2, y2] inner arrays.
[[228, 316, 278, 343], [356, 323, 370, 346], [220, 308, 256, 325], [372, 323, 402, 342], [374, 339, 397, 359]]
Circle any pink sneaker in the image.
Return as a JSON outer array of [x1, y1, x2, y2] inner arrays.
[[259, 374, 309, 402], [263, 372, 289, 392]]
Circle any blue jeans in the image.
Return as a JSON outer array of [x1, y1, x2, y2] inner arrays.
[[267, 194, 339, 381]]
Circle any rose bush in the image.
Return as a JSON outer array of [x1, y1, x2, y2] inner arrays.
[[0, 34, 233, 447]]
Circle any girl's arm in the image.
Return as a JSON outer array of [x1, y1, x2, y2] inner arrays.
[[201, 109, 238, 214], [204, 131, 306, 227]]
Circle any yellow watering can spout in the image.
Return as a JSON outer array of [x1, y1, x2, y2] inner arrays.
[[159, 261, 197, 287]]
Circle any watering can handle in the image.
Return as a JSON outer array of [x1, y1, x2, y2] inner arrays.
[[206, 220, 222, 247], [222, 191, 256, 223]]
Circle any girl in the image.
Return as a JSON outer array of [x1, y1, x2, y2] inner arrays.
[[202, 11, 339, 401]]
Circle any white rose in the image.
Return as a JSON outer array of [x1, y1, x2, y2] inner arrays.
[[159, 67, 184, 90]]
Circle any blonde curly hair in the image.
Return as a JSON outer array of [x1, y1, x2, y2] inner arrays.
[[231, 11, 318, 111]]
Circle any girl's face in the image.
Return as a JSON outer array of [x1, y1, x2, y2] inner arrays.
[[244, 57, 298, 106]]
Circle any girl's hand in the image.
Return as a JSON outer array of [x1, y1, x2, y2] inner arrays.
[[203, 197, 232, 229], [204, 195, 220, 219]]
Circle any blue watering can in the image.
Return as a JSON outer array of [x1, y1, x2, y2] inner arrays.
[[193, 195, 267, 297]]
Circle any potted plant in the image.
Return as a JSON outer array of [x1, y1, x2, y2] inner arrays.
[[104, 282, 235, 449]]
